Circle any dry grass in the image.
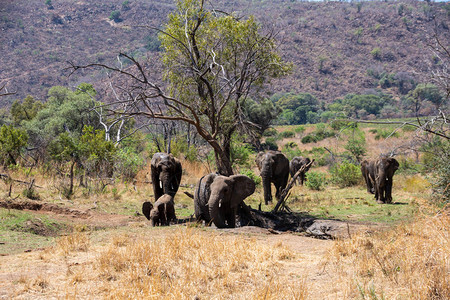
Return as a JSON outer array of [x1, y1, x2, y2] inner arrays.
[[94, 228, 305, 299], [55, 232, 90, 255], [328, 210, 450, 299]]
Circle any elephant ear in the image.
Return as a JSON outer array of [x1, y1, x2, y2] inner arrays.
[[229, 175, 256, 207], [388, 157, 399, 170], [142, 201, 153, 220]]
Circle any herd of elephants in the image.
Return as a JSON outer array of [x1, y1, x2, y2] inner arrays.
[[142, 151, 399, 228]]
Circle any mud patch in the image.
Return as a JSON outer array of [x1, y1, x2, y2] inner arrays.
[[0, 200, 90, 218]]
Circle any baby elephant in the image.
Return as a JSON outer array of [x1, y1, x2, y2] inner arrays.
[[142, 194, 176, 226]]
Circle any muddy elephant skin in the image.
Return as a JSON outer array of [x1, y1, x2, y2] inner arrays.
[[151, 152, 182, 201], [255, 150, 289, 205], [361, 157, 399, 203]]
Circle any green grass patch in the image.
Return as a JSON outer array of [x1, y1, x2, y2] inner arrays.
[[0, 208, 67, 254]]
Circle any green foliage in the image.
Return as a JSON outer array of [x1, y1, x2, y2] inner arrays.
[[397, 156, 421, 175], [240, 169, 261, 186], [282, 142, 302, 160], [306, 147, 329, 167], [230, 142, 255, 168], [422, 140, 450, 203], [370, 47, 382, 60], [263, 128, 278, 137], [330, 161, 361, 188], [79, 126, 116, 177], [122, 0, 130, 10], [305, 171, 326, 191], [242, 98, 282, 137], [294, 125, 305, 135], [379, 73, 396, 89], [279, 130, 295, 138], [143, 34, 161, 52], [409, 83, 445, 107], [301, 123, 334, 144], [170, 137, 199, 162], [275, 92, 319, 125], [262, 137, 278, 150], [373, 129, 400, 140], [10, 95, 44, 126], [330, 120, 355, 131], [114, 147, 145, 180], [109, 10, 121, 22], [23, 85, 99, 144], [342, 126, 366, 161], [0, 125, 28, 166]]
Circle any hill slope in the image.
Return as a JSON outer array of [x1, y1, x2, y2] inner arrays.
[[0, 0, 448, 106]]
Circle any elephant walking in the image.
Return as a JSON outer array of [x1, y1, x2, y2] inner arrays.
[[142, 194, 176, 226], [361, 157, 399, 203], [255, 151, 289, 205], [361, 159, 376, 194], [151, 153, 182, 201], [194, 173, 255, 228], [289, 156, 312, 185]]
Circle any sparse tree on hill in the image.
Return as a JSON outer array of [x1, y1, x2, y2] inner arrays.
[[68, 0, 291, 176]]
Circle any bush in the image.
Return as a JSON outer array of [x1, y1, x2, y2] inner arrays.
[[374, 129, 400, 140], [294, 125, 305, 135], [279, 130, 295, 138], [114, 147, 145, 180], [305, 171, 326, 191], [301, 135, 318, 144], [109, 10, 121, 22], [330, 162, 361, 188], [263, 128, 278, 137], [231, 142, 255, 168], [330, 120, 355, 131], [262, 137, 278, 150], [370, 47, 382, 60]]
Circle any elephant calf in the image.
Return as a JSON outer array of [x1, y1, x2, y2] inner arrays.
[[142, 194, 176, 226], [194, 173, 255, 228], [361, 157, 399, 204]]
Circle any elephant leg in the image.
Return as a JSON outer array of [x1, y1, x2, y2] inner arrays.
[[226, 210, 236, 228], [386, 178, 393, 203], [300, 173, 305, 185]]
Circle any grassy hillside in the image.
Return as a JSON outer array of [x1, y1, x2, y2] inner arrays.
[[0, 0, 448, 106]]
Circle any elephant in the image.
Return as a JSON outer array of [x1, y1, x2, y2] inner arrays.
[[142, 194, 176, 226], [361, 157, 399, 203], [151, 152, 182, 201], [194, 173, 255, 228], [289, 156, 312, 185], [255, 150, 290, 205], [361, 159, 376, 194], [373, 157, 399, 204]]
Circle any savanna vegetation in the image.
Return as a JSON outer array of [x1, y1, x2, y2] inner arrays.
[[1, 0, 449, 298]]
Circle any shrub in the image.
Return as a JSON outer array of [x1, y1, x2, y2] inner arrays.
[[301, 134, 318, 144], [279, 130, 295, 138], [231, 142, 255, 168], [374, 129, 400, 140], [294, 125, 305, 135], [262, 137, 278, 150], [114, 147, 145, 180], [0, 125, 28, 166], [370, 47, 382, 60], [263, 128, 278, 137], [305, 171, 326, 191], [330, 162, 361, 187], [109, 10, 121, 22], [330, 120, 354, 131]]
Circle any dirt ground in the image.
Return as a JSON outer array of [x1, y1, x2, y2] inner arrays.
[[0, 201, 383, 299]]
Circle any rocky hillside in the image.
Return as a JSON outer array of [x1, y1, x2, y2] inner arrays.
[[0, 0, 448, 106]]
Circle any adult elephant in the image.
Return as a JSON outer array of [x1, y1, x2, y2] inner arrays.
[[142, 194, 176, 226], [194, 173, 255, 228], [255, 150, 289, 205], [151, 152, 182, 201], [289, 156, 312, 185], [373, 157, 399, 204], [361, 159, 376, 194]]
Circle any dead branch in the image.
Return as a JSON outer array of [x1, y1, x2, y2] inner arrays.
[[0, 174, 43, 188], [272, 159, 315, 213]]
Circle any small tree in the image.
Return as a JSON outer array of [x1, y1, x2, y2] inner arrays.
[[0, 125, 28, 166], [109, 10, 121, 22]]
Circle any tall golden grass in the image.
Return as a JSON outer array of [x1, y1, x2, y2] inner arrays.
[[92, 228, 306, 299], [328, 210, 450, 299]]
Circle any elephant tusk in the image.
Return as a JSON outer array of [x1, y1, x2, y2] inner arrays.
[[159, 180, 163, 189]]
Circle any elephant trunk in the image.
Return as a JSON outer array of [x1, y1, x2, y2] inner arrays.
[[160, 173, 173, 196], [208, 191, 227, 228], [260, 164, 272, 205]]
